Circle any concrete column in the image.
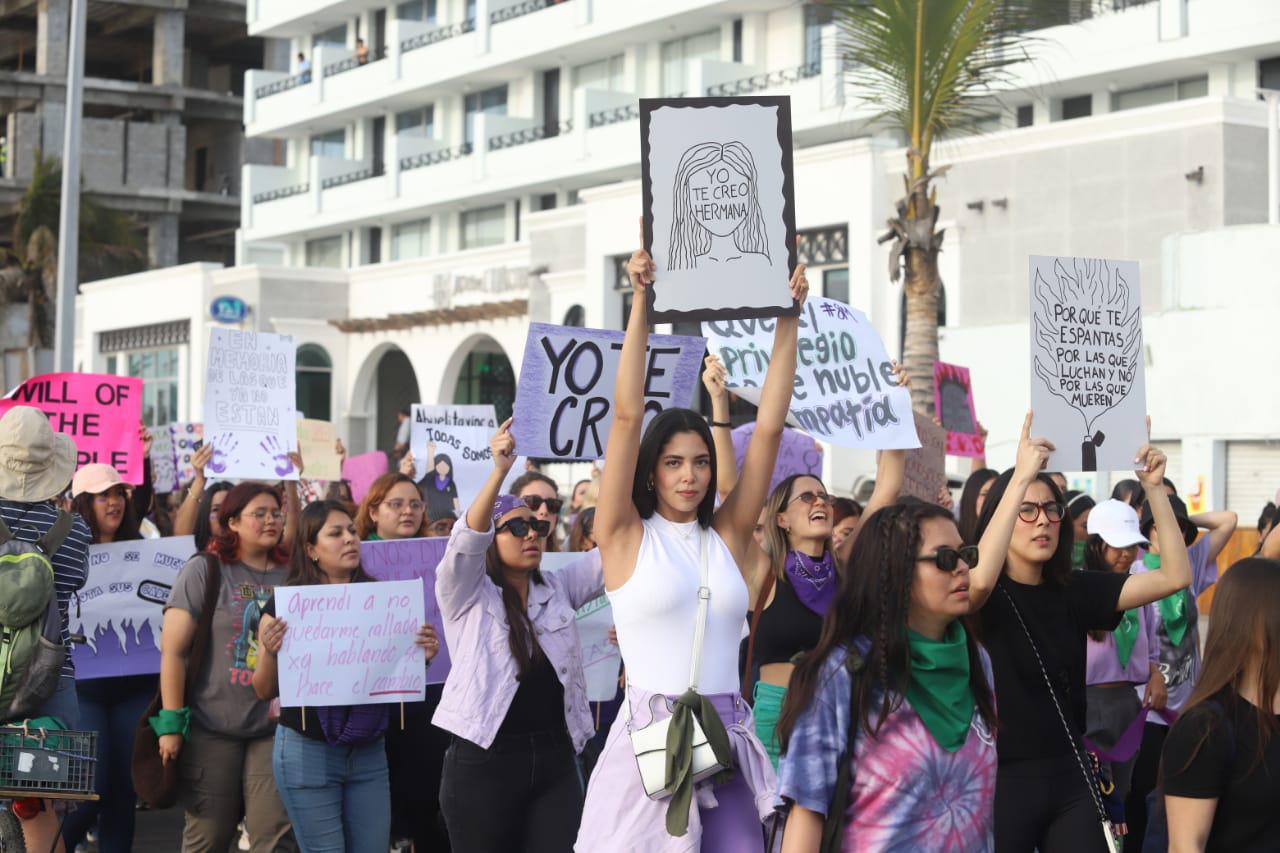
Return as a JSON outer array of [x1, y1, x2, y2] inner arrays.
[[153, 9, 185, 86], [36, 0, 69, 76], [148, 213, 180, 267]]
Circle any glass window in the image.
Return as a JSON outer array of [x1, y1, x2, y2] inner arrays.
[[395, 106, 435, 137], [572, 54, 626, 93], [306, 235, 344, 268], [804, 3, 835, 69], [395, 0, 436, 22], [1112, 76, 1207, 112], [310, 129, 345, 160], [314, 25, 347, 48], [296, 344, 332, 421], [660, 29, 720, 97], [126, 349, 180, 427], [391, 218, 431, 261], [1016, 104, 1034, 127], [1060, 94, 1092, 121], [460, 205, 506, 250], [453, 350, 515, 422], [823, 268, 849, 304], [463, 86, 507, 146]]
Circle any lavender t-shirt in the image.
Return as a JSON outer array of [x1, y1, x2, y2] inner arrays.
[[1133, 536, 1215, 721]]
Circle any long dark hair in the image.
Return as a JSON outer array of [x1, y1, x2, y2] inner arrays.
[[286, 501, 374, 587], [208, 482, 289, 565], [958, 468, 998, 545], [510, 470, 562, 552], [485, 534, 547, 679], [973, 470, 1074, 586], [1084, 534, 1116, 642], [1111, 478, 1144, 509], [777, 503, 997, 751], [631, 408, 716, 528], [1177, 558, 1280, 774], [194, 481, 232, 552], [72, 485, 142, 544]]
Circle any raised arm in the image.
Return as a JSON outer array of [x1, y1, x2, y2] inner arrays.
[[439, 425, 514, 618], [281, 449, 304, 553], [464, 421, 514, 535], [702, 354, 738, 501], [172, 444, 213, 538], [716, 266, 808, 564], [837, 448, 906, 566], [1261, 520, 1280, 560], [1188, 510, 1237, 562], [593, 248, 652, 589], [969, 412, 1053, 609], [1118, 444, 1192, 610]]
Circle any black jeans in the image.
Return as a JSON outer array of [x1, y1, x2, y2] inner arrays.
[[386, 685, 451, 850], [440, 731, 583, 853], [995, 755, 1110, 853], [1124, 722, 1169, 850]]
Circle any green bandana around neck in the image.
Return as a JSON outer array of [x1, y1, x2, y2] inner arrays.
[[1144, 551, 1191, 647], [905, 622, 975, 753], [1072, 540, 1087, 570], [1113, 609, 1140, 667]]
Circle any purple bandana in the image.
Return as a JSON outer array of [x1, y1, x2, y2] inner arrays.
[[492, 494, 523, 526], [315, 704, 389, 746], [783, 550, 838, 615], [434, 473, 451, 491]]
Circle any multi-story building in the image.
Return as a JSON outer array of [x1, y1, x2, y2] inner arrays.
[[76, 0, 1280, 516]]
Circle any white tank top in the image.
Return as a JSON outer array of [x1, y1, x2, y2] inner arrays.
[[607, 515, 748, 696]]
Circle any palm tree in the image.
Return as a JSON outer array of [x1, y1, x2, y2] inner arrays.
[[0, 155, 145, 362], [830, 0, 1045, 415]]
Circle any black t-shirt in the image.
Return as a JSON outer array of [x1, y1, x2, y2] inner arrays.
[[1162, 695, 1280, 852], [976, 571, 1127, 763], [496, 652, 566, 738]]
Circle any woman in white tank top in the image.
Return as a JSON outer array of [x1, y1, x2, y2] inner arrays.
[[575, 246, 809, 852]]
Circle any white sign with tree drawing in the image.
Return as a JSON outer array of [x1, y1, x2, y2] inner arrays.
[[1029, 255, 1147, 472], [641, 95, 799, 323]]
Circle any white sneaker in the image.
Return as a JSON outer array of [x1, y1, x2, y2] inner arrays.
[[238, 821, 251, 851]]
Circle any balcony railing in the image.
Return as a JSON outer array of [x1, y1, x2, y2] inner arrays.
[[255, 72, 310, 99], [399, 142, 474, 172], [490, 0, 564, 25], [253, 182, 309, 203], [706, 62, 820, 97], [401, 19, 475, 54], [586, 103, 638, 128], [323, 46, 388, 78], [488, 119, 574, 151], [320, 165, 385, 189]]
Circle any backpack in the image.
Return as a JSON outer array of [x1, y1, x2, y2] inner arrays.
[[0, 511, 73, 722]]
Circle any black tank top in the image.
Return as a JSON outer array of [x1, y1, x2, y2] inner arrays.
[[751, 573, 823, 667]]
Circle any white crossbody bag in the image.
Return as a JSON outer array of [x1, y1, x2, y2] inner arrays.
[[626, 527, 727, 799]]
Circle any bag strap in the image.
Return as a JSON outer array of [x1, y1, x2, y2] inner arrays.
[[686, 528, 712, 693], [741, 570, 776, 702], [820, 648, 863, 853], [38, 511, 73, 558], [184, 555, 223, 695], [998, 585, 1113, 828]]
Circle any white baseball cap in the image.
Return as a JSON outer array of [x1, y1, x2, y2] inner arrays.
[[1086, 499, 1149, 548]]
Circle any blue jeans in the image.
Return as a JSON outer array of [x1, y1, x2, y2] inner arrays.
[[27, 675, 79, 728], [61, 676, 154, 853], [272, 726, 390, 853]]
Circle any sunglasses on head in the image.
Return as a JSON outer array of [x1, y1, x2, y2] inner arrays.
[[497, 517, 552, 539], [522, 495, 563, 514], [918, 545, 979, 572], [788, 490, 832, 508], [1018, 501, 1066, 524]]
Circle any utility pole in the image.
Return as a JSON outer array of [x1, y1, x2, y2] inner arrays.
[[53, 0, 87, 372]]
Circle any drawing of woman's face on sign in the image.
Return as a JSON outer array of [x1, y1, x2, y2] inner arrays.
[[642, 97, 798, 322]]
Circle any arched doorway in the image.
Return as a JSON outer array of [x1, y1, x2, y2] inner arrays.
[[375, 348, 419, 454], [452, 338, 515, 422]]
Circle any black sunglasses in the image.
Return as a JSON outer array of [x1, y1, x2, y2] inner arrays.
[[918, 545, 979, 572], [497, 517, 552, 539], [522, 495, 563, 514], [787, 490, 832, 508]]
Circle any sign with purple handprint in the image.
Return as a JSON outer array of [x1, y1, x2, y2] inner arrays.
[[1029, 256, 1147, 472], [201, 329, 298, 481]]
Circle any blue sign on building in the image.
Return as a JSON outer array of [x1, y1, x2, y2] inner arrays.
[[210, 296, 249, 324]]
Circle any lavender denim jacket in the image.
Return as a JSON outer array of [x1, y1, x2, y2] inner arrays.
[[431, 517, 604, 753]]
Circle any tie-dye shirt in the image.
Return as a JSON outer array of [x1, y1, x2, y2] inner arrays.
[[777, 640, 997, 852]]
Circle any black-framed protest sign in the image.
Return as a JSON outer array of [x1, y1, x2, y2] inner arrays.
[[640, 95, 799, 323]]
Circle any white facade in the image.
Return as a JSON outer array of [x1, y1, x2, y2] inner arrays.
[[76, 0, 1280, 515]]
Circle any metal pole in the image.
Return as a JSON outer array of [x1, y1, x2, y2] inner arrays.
[[53, 0, 87, 373], [1267, 90, 1280, 226]]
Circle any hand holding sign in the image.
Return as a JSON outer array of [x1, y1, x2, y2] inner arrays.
[[1016, 412, 1055, 485], [492, 419, 517, 473], [1133, 417, 1166, 487]]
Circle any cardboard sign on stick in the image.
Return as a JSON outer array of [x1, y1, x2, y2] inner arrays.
[[150, 427, 179, 493], [541, 553, 620, 703], [933, 362, 985, 459], [202, 329, 298, 481], [731, 424, 823, 495], [361, 537, 450, 685], [343, 452, 388, 505], [276, 579, 426, 707], [511, 323, 704, 461], [410, 405, 497, 520], [704, 298, 919, 450], [0, 373, 145, 483], [1029, 256, 1147, 472], [297, 419, 342, 482], [902, 412, 948, 504], [170, 422, 204, 487], [641, 96, 799, 322]]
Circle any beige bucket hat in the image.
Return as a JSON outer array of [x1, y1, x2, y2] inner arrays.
[[0, 406, 77, 503]]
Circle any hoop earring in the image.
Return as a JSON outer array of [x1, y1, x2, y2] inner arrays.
[[646, 479, 654, 492]]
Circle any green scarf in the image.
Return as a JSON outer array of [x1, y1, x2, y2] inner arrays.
[[1072, 540, 1087, 570], [906, 623, 975, 753], [662, 689, 735, 837], [1144, 552, 1190, 647], [1113, 609, 1140, 667], [366, 533, 382, 541]]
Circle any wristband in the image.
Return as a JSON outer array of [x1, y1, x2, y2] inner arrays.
[[149, 707, 192, 740], [709, 421, 732, 428]]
